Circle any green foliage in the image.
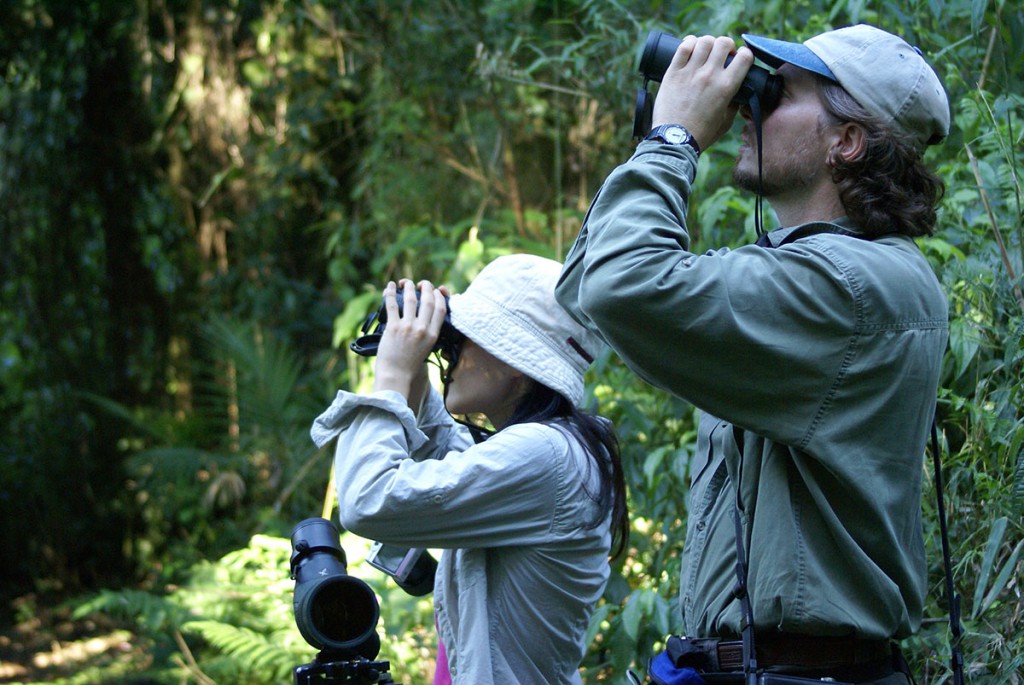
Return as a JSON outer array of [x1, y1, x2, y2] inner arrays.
[[969, 518, 1023, 622], [73, 588, 191, 637], [576, 350, 696, 678], [0, 0, 160, 596], [110, 314, 335, 579], [64, 532, 438, 685], [2, 0, 1023, 683], [61, 535, 303, 684]]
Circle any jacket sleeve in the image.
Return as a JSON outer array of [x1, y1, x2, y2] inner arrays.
[[555, 142, 856, 444], [313, 389, 576, 549]]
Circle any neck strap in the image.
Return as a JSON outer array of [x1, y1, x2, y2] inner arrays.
[[731, 503, 759, 685], [749, 95, 767, 239], [930, 417, 966, 684]]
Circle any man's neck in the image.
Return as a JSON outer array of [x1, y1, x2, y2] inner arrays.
[[771, 184, 845, 228]]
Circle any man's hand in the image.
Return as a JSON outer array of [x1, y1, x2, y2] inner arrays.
[[651, 35, 754, 152], [373, 279, 448, 408]]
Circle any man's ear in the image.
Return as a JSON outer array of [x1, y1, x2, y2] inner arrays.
[[831, 122, 867, 164]]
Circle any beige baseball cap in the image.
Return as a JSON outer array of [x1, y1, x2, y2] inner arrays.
[[743, 25, 950, 147]]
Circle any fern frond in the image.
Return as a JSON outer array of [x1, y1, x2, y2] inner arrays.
[[183, 619, 297, 682]]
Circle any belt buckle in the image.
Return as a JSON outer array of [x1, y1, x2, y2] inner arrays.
[[715, 640, 744, 671]]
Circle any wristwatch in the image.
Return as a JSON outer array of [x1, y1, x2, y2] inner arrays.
[[644, 124, 701, 157]]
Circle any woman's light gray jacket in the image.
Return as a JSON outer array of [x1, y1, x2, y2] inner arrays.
[[312, 388, 611, 684]]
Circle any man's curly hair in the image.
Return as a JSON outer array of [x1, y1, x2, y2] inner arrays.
[[818, 78, 945, 238]]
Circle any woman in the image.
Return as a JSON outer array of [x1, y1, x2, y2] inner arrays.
[[311, 254, 627, 684]]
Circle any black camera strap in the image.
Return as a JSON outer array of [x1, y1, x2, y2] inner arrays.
[[929, 417, 966, 685], [728, 426, 758, 685], [731, 501, 759, 685], [438, 349, 495, 444], [747, 95, 769, 239]]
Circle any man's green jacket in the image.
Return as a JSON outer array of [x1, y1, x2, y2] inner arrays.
[[555, 141, 948, 640]]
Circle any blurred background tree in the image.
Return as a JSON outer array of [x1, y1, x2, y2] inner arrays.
[[1, 0, 1020, 682]]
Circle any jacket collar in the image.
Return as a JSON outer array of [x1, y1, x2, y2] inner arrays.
[[757, 217, 866, 248]]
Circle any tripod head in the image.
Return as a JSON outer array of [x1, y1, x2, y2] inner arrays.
[[293, 650, 394, 685]]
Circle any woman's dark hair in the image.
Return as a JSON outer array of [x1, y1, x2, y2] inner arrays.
[[817, 78, 945, 238], [504, 381, 629, 558]]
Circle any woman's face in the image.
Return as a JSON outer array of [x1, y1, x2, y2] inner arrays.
[[444, 338, 527, 429]]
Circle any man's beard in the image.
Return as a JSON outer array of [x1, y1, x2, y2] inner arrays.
[[733, 160, 768, 194], [733, 139, 824, 198]]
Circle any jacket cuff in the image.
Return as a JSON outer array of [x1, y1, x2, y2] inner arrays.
[[310, 389, 427, 452], [632, 139, 699, 180]]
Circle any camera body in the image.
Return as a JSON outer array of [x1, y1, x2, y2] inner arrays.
[[350, 290, 463, 360], [632, 31, 783, 138], [365, 541, 437, 596]]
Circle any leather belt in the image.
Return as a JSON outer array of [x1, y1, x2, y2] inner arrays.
[[716, 634, 892, 671]]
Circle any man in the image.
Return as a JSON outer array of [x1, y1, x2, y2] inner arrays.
[[555, 25, 950, 684]]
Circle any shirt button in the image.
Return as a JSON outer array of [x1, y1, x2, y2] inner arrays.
[[696, 520, 706, 532], [432, 494, 443, 504]]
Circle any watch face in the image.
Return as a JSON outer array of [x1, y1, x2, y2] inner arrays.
[[665, 126, 686, 144]]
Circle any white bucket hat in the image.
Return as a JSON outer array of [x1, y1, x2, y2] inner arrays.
[[448, 254, 601, 407], [743, 24, 950, 148]]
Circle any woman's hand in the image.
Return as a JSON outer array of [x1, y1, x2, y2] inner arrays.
[[373, 278, 449, 409]]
